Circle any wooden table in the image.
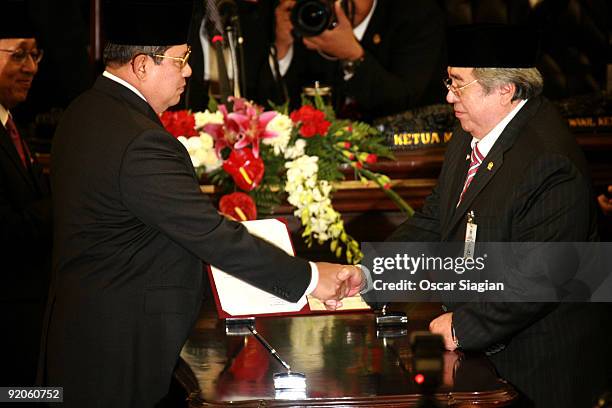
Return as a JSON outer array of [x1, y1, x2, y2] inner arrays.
[[175, 302, 518, 407]]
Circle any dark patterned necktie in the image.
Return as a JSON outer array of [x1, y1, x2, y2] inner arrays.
[[457, 142, 483, 206], [5, 115, 28, 167]]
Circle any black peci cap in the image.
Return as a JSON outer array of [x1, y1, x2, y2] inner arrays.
[[0, 0, 36, 39], [447, 24, 540, 68], [103, 0, 194, 46]]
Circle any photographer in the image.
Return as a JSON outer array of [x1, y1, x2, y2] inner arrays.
[[258, 0, 447, 121]]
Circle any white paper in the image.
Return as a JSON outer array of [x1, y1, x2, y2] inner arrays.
[[210, 219, 307, 316]]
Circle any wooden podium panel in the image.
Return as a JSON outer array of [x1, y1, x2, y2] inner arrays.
[[175, 302, 518, 407]]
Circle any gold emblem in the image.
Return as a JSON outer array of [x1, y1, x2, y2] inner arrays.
[[487, 162, 494, 170], [373, 34, 381, 45]]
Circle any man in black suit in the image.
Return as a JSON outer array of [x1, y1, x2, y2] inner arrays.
[[0, 0, 51, 386], [41, 1, 363, 406], [258, 0, 446, 121], [389, 25, 611, 407]]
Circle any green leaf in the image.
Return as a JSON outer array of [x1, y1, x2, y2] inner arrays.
[[207, 96, 219, 112]]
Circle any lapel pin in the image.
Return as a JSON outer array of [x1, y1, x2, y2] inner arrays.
[[466, 155, 470, 160], [487, 162, 494, 170], [373, 33, 381, 45]]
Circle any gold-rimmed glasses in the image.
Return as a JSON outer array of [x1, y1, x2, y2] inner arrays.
[[0, 48, 44, 65], [150, 46, 192, 69], [444, 77, 478, 98]]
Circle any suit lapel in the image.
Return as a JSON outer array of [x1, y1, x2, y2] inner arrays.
[[0, 123, 36, 190], [442, 97, 543, 239], [440, 132, 471, 234]]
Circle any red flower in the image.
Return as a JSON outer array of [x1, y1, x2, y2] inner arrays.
[[219, 192, 257, 221], [222, 148, 264, 191], [160, 110, 198, 137], [290, 105, 330, 138], [365, 154, 378, 164]]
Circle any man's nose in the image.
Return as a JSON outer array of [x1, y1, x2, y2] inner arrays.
[[183, 62, 192, 78], [21, 55, 38, 74], [446, 90, 458, 104]]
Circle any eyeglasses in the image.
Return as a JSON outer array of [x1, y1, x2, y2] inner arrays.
[[444, 77, 478, 98], [0, 48, 44, 64], [150, 46, 192, 69]]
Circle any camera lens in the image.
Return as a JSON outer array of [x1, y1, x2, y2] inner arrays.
[[291, 0, 332, 37]]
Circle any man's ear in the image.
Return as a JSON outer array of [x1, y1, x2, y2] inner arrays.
[[498, 82, 516, 106], [131, 54, 149, 80]]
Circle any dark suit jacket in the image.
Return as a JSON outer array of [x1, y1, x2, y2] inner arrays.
[[43, 76, 312, 407], [256, 0, 447, 121], [0, 122, 51, 301], [0, 119, 51, 385], [389, 96, 612, 407]]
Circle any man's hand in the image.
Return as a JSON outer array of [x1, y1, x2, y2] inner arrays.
[[311, 263, 363, 310], [429, 312, 458, 351], [302, 1, 364, 61], [598, 185, 612, 216], [274, 0, 296, 59]]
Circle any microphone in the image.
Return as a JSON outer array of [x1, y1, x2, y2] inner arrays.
[[216, 0, 238, 29]]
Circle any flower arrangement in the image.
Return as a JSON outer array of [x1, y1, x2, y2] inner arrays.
[[160, 97, 413, 263]]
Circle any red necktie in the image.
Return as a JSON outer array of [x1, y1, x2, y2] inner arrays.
[[4, 115, 27, 167], [457, 143, 483, 206]]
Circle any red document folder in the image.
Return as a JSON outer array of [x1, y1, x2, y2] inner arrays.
[[207, 218, 370, 319]]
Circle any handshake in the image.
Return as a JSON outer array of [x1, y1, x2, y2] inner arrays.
[[311, 262, 369, 310]]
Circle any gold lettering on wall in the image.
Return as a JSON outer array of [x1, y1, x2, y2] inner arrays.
[[568, 117, 596, 128], [393, 132, 453, 147], [597, 116, 612, 126]]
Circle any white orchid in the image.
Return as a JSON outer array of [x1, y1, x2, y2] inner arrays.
[[263, 113, 293, 156], [194, 110, 223, 128], [178, 133, 222, 171]]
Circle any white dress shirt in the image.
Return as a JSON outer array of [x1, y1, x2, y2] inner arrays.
[[102, 70, 148, 103], [470, 99, 528, 156], [0, 104, 10, 128]]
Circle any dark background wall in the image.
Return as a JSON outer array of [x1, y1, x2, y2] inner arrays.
[[13, 0, 612, 151]]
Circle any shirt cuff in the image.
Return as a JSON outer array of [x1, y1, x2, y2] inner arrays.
[[358, 264, 374, 294], [304, 261, 319, 296]]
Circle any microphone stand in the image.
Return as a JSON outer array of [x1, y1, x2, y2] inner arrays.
[[212, 34, 232, 103], [235, 15, 247, 99], [225, 23, 241, 98]]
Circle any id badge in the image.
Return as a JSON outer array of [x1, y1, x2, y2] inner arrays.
[[464, 211, 477, 258]]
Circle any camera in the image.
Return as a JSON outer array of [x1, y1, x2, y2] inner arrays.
[[290, 0, 345, 37]]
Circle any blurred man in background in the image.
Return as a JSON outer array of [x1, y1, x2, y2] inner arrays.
[[0, 0, 52, 387], [258, 0, 446, 121]]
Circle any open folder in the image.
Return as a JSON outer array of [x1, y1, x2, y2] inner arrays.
[[208, 218, 370, 318]]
